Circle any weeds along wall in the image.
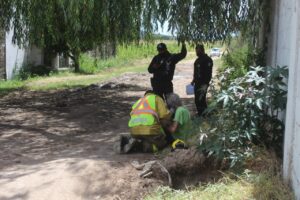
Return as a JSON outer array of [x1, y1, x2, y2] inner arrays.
[[197, 66, 287, 167]]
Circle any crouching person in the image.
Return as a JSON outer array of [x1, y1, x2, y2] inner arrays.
[[120, 90, 171, 153], [165, 93, 192, 150]]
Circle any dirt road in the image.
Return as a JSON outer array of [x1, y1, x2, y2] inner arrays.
[[0, 57, 209, 200]]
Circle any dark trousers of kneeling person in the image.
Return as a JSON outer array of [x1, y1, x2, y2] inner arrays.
[[120, 133, 167, 153], [131, 134, 167, 153], [121, 130, 175, 153], [151, 78, 173, 99], [194, 84, 208, 116]]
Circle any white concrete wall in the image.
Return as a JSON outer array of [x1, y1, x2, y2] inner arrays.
[[267, 0, 300, 199], [5, 30, 43, 80]]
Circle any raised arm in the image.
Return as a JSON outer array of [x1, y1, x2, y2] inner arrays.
[[172, 43, 187, 64]]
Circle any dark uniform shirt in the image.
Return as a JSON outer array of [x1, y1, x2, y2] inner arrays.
[[148, 45, 187, 82], [193, 54, 213, 85]]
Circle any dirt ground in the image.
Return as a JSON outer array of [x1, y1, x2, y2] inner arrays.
[[0, 58, 216, 200]]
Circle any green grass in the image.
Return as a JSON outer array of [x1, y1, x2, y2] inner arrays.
[[0, 40, 209, 95], [145, 171, 294, 200], [145, 147, 295, 200], [79, 41, 193, 74], [213, 57, 223, 70], [0, 79, 25, 96], [0, 41, 161, 94], [0, 62, 147, 95], [26, 64, 147, 90]]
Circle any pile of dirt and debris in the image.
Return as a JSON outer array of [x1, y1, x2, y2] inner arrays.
[[161, 147, 206, 175], [131, 147, 221, 189]]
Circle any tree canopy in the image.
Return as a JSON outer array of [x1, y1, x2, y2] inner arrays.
[[0, 0, 266, 71]]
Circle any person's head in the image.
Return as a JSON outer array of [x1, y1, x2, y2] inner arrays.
[[166, 93, 182, 111], [144, 90, 163, 99], [144, 90, 154, 96], [195, 44, 205, 57], [157, 43, 167, 54]]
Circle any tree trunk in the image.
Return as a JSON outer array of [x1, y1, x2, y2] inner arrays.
[[74, 55, 80, 73], [111, 40, 117, 57], [256, 0, 270, 67], [70, 49, 80, 73]]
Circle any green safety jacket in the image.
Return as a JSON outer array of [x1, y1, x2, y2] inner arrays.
[[128, 94, 158, 127]]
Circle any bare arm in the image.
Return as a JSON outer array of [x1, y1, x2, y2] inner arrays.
[[168, 121, 179, 134], [161, 118, 172, 129]]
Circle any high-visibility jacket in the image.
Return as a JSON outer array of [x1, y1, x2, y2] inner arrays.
[[128, 94, 158, 128]]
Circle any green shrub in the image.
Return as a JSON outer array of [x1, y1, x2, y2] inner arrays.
[[220, 38, 266, 85], [198, 66, 288, 167], [221, 46, 248, 79], [16, 64, 52, 80], [16, 65, 32, 80]]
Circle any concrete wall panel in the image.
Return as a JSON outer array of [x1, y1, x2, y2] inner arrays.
[[5, 31, 26, 80], [267, 0, 300, 199], [5, 30, 43, 80]]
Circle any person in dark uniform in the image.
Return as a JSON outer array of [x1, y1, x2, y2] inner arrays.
[[148, 42, 187, 99], [191, 44, 213, 116]]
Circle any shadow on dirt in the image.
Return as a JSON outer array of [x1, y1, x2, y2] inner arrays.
[[0, 74, 214, 199], [0, 82, 151, 167], [0, 80, 157, 199]]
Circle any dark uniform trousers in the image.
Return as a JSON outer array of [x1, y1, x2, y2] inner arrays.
[[194, 84, 208, 116], [151, 78, 173, 99]]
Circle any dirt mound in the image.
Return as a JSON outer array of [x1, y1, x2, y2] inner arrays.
[[162, 147, 206, 175], [159, 148, 222, 189], [159, 147, 224, 189], [130, 147, 220, 190]]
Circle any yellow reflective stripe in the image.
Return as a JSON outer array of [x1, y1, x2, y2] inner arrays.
[[132, 95, 156, 109], [129, 94, 158, 128], [131, 95, 158, 118], [132, 99, 142, 110], [133, 96, 149, 109], [129, 117, 148, 124], [131, 109, 158, 119]]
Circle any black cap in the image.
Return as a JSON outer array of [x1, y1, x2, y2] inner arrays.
[[195, 44, 204, 51], [157, 43, 167, 51]]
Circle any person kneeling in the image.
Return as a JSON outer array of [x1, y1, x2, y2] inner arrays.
[[120, 90, 171, 153], [165, 93, 192, 150]]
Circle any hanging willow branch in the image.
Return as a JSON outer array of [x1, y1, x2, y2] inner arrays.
[[0, 0, 266, 70], [0, 0, 265, 44]]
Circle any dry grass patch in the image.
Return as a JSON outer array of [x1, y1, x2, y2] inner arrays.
[[145, 148, 295, 200]]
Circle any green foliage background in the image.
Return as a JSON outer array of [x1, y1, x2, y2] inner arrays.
[[79, 41, 191, 74]]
